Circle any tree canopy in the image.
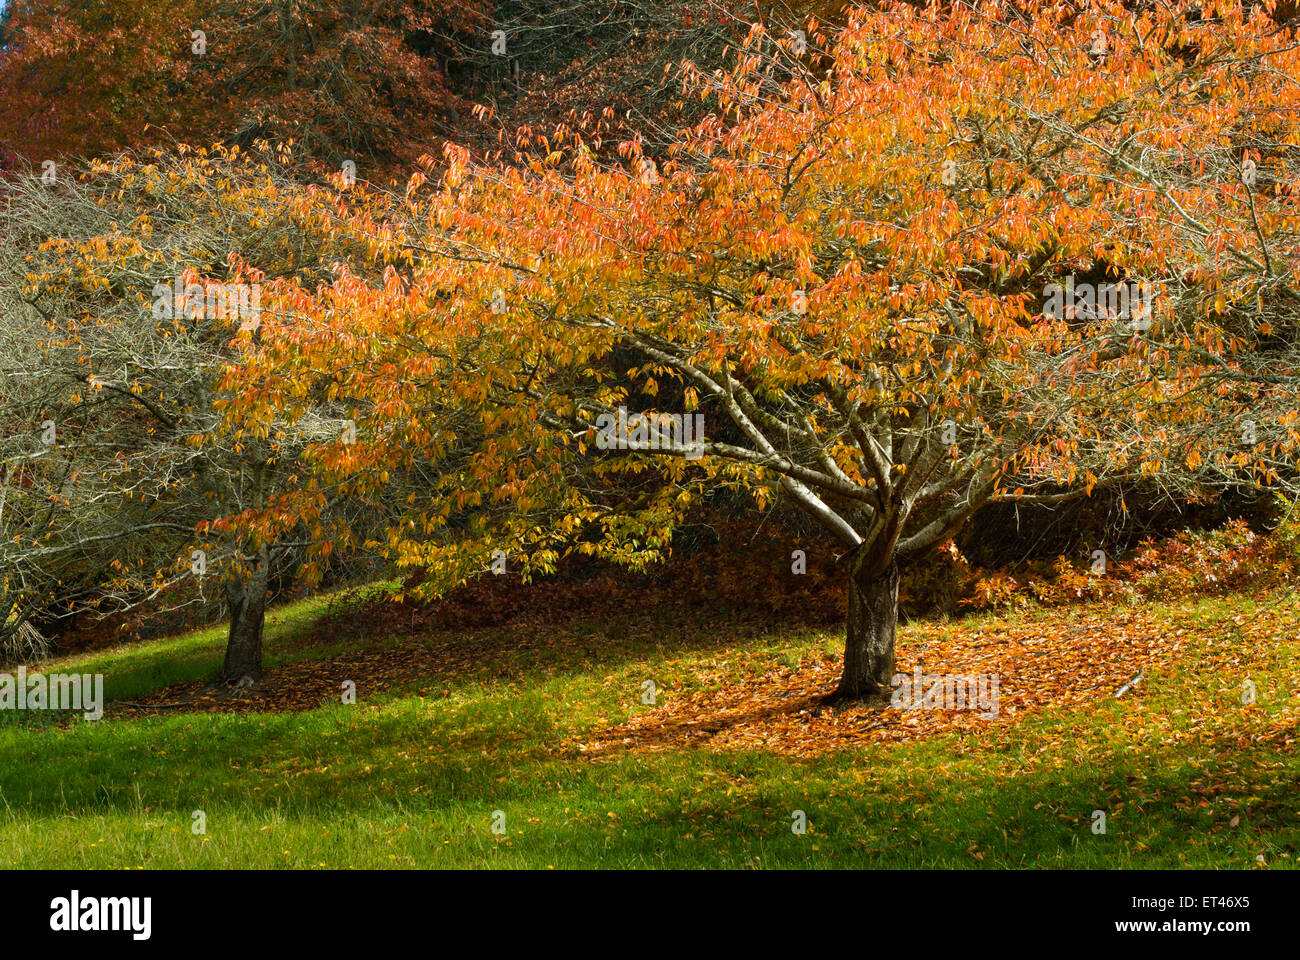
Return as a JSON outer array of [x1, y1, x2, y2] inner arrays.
[[220, 0, 1300, 695]]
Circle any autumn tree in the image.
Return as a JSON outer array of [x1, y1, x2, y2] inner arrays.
[[0, 0, 486, 176], [183, 0, 491, 172], [230, 0, 1300, 699], [0, 0, 202, 166], [454, 0, 842, 162], [0, 145, 380, 681]]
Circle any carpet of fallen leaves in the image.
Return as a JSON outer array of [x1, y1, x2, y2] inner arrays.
[[111, 593, 1298, 762], [569, 604, 1298, 758]]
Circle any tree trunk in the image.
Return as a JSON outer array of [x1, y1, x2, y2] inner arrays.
[[833, 558, 899, 700], [222, 544, 269, 686]]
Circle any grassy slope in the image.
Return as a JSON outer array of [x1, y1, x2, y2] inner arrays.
[[0, 587, 1296, 869]]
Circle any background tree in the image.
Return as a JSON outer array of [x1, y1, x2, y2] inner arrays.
[[454, 0, 845, 163], [0, 0, 201, 166], [0, 145, 380, 682], [0, 0, 486, 176], [185, 0, 490, 173]]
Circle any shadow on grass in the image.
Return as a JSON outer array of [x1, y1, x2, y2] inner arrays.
[[2, 679, 1295, 869], [107, 604, 835, 718]]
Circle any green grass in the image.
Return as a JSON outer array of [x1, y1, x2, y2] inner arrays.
[[0, 588, 1296, 868]]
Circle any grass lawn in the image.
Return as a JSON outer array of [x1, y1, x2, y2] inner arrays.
[[1, 586, 1296, 868]]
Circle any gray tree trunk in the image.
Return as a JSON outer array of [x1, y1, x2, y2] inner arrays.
[[222, 544, 270, 685], [834, 558, 899, 700]]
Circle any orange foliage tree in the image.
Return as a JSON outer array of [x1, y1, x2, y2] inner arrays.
[[228, 0, 1300, 699], [0, 0, 201, 166]]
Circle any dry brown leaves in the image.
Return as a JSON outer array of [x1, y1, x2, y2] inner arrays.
[[111, 597, 1293, 765], [571, 608, 1210, 758]]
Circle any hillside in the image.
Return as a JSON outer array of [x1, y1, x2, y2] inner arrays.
[[1, 586, 1295, 869]]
